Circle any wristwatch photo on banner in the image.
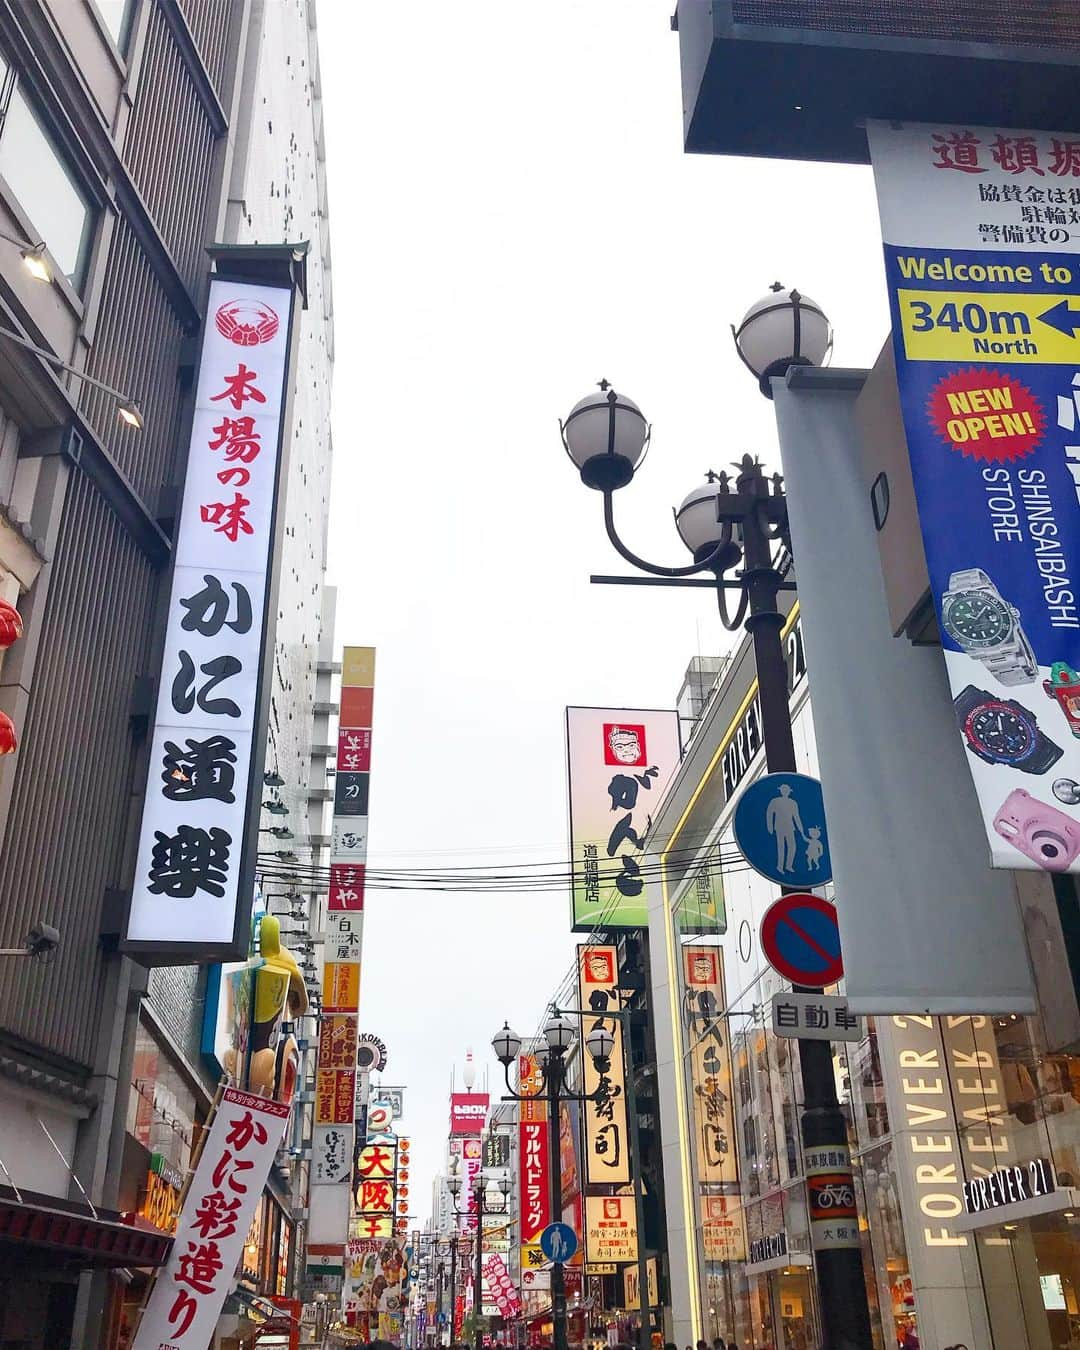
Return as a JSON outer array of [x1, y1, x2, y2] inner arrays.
[[942, 567, 1038, 686], [953, 685, 1062, 774]]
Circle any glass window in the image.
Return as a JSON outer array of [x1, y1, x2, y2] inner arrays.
[[0, 85, 93, 286], [91, 0, 134, 51]]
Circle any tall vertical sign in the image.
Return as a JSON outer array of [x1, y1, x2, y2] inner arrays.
[[518, 1052, 550, 1272], [683, 946, 738, 1186], [576, 945, 630, 1184], [566, 707, 681, 930], [126, 277, 298, 956], [133, 1088, 290, 1348], [869, 119, 1080, 873], [308, 647, 376, 1270]]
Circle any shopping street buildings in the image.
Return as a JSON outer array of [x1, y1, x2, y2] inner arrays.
[[0, 1, 334, 1346], [646, 572, 1080, 1349]]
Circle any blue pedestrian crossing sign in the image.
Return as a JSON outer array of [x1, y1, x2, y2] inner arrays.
[[539, 1222, 578, 1263], [733, 772, 832, 888]]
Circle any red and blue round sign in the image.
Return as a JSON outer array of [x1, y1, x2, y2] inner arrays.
[[760, 892, 844, 987]]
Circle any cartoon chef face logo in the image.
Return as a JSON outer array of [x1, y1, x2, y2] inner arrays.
[[604, 722, 646, 766], [603, 1198, 621, 1219], [215, 298, 280, 347], [687, 950, 718, 987], [585, 950, 615, 984]]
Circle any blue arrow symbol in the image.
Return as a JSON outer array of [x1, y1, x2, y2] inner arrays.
[[1038, 299, 1080, 337]]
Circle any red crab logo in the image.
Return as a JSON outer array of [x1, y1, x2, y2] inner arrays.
[[214, 298, 279, 347]]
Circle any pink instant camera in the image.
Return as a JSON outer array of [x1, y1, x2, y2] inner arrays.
[[993, 788, 1080, 871]]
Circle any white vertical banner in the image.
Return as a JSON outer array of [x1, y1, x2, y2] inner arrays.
[[133, 1087, 290, 1350], [126, 278, 295, 955], [771, 377, 1035, 1012]]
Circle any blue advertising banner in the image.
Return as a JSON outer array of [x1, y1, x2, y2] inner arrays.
[[869, 120, 1080, 872]]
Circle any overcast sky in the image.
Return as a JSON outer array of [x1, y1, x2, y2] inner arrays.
[[318, 0, 891, 1216]]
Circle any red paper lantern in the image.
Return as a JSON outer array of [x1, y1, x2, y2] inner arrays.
[[0, 600, 21, 650], [0, 711, 17, 756]]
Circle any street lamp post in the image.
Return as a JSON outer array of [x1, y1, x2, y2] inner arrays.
[[471, 1166, 510, 1350], [447, 1171, 471, 1346], [491, 1015, 616, 1350], [559, 316, 874, 1350]]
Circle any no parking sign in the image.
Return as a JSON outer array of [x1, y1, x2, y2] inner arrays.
[[760, 892, 844, 987]]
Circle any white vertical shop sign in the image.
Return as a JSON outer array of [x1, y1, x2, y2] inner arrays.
[[133, 1088, 289, 1350], [126, 278, 295, 955]]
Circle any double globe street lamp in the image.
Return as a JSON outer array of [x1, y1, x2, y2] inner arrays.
[[491, 1013, 615, 1350], [557, 286, 875, 1350], [447, 1144, 510, 1348]]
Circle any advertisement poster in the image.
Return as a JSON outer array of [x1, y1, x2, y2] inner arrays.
[[133, 1088, 289, 1349], [576, 944, 630, 1184], [566, 707, 682, 929], [870, 119, 1080, 872]]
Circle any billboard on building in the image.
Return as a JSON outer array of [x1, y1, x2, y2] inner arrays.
[[449, 1092, 490, 1135], [125, 276, 299, 958], [868, 119, 1080, 873], [576, 944, 630, 1184], [566, 706, 681, 930]]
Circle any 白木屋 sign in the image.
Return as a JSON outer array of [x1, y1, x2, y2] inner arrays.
[[869, 119, 1080, 873]]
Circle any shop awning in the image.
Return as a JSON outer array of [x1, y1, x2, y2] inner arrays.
[[0, 1191, 172, 1268]]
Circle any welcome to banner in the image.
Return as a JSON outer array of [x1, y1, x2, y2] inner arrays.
[[870, 119, 1080, 874]]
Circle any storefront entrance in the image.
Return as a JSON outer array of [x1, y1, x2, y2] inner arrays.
[[976, 1209, 1080, 1349], [770, 1266, 818, 1350]]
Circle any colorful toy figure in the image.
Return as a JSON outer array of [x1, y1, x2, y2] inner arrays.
[[1043, 662, 1080, 739], [224, 914, 308, 1101]]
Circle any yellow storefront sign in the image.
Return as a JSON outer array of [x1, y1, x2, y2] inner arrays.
[[897, 286, 1080, 364]]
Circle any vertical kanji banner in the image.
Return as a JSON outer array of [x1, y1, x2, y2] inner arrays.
[[565, 707, 681, 930], [126, 278, 296, 954], [683, 945, 737, 1186], [133, 1088, 289, 1349], [576, 945, 629, 1184], [869, 120, 1080, 872]]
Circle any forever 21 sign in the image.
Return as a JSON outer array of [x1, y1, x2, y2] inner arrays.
[[963, 1158, 1056, 1216], [720, 615, 805, 802]]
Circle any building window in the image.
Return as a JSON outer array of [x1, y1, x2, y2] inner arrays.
[[0, 65, 94, 287], [91, 0, 135, 52]]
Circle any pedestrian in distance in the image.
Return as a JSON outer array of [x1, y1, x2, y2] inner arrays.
[[712, 1338, 727, 1350]]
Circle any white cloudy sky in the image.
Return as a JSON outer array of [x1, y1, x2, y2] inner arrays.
[[318, 0, 891, 1213]]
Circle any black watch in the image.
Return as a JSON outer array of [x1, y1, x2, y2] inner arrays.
[[954, 685, 1062, 774]]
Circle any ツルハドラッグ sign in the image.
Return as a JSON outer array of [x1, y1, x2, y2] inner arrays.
[[869, 119, 1080, 873]]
